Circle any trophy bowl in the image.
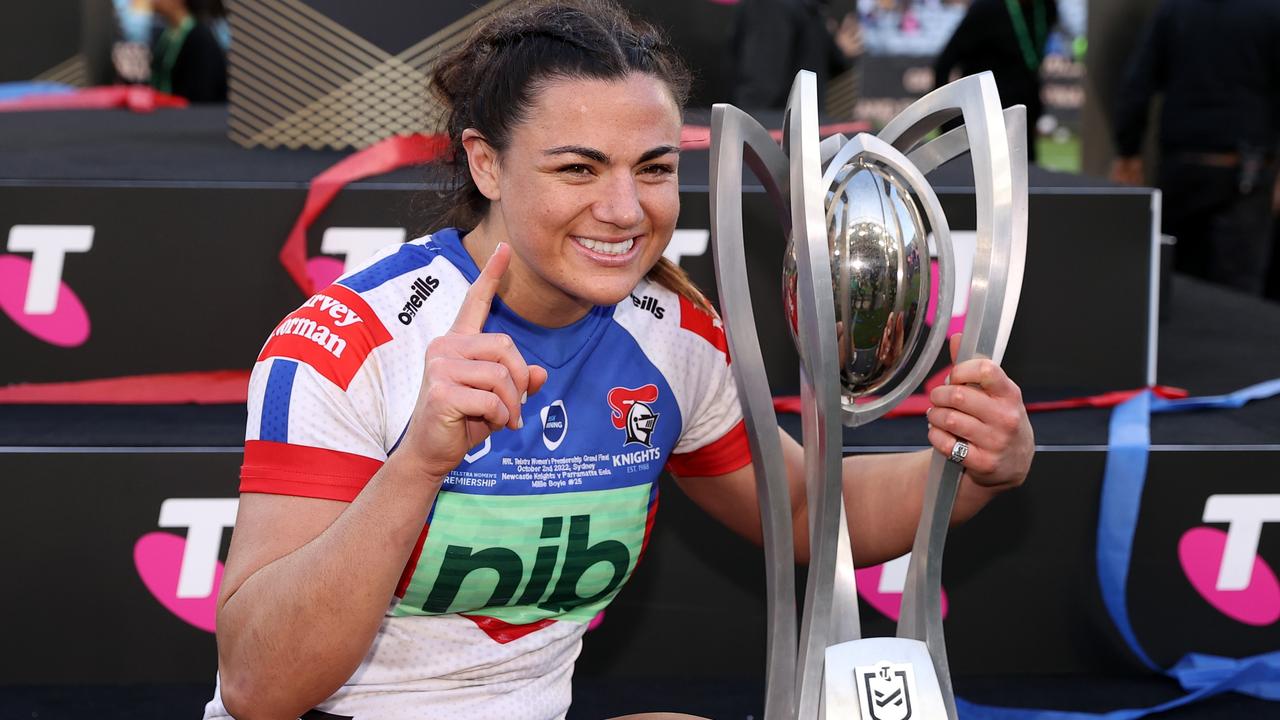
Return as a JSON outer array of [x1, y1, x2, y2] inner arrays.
[[783, 155, 931, 412]]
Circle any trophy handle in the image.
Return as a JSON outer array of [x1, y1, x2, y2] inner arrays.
[[877, 71, 1017, 365], [903, 105, 1029, 365], [709, 102, 798, 720], [872, 73, 1028, 720], [781, 70, 864, 720]]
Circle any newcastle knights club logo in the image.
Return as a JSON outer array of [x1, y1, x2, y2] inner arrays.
[[607, 384, 660, 447], [855, 662, 916, 720]]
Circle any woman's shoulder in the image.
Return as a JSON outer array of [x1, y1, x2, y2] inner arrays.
[[614, 278, 728, 360], [258, 232, 472, 374]]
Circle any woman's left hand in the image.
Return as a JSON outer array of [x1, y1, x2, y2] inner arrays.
[[926, 334, 1034, 491]]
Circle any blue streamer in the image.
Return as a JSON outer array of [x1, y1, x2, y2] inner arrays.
[[959, 378, 1280, 719], [0, 81, 73, 102]]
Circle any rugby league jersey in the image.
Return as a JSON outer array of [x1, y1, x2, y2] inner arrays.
[[203, 228, 750, 720]]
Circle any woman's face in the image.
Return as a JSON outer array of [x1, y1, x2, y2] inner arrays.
[[468, 72, 683, 326]]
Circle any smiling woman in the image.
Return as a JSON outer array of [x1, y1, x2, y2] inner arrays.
[[456, 73, 684, 324], [204, 2, 740, 720], [203, 1, 1034, 719]]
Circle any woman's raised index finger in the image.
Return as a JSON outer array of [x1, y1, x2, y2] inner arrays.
[[451, 242, 510, 334]]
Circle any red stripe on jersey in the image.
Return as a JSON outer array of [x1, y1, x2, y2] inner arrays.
[[665, 419, 752, 478], [677, 295, 729, 358], [240, 439, 383, 502], [462, 614, 557, 644], [395, 524, 431, 598], [258, 284, 392, 391]]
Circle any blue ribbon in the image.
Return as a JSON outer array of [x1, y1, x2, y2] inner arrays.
[[959, 378, 1280, 719], [0, 81, 73, 102]]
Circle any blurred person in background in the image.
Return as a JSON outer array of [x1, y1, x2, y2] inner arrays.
[[1111, 0, 1280, 297], [730, 0, 864, 110], [149, 0, 227, 102], [933, 0, 1058, 162]]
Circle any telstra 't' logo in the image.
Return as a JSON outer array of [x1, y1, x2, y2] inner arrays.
[[134, 498, 238, 632], [0, 225, 93, 346], [1179, 494, 1280, 626], [307, 227, 405, 289]]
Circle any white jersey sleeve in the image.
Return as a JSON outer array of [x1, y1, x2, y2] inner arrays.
[[240, 282, 392, 501]]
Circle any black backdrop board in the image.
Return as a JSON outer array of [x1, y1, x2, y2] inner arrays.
[[5, 446, 1279, 683], [675, 184, 1158, 398], [0, 185, 413, 382], [0, 182, 1155, 397], [2, 451, 241, 684]]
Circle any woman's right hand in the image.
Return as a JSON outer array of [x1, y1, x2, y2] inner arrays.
[[398, 242, 548, 481]]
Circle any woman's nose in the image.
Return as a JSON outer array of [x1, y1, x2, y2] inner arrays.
[[593, 173, 644, 228]]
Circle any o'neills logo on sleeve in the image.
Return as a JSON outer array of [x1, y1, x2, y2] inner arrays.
[[258, 284, 391, 390], [629, 292, 665, 319], [398, 275, 440, 325]]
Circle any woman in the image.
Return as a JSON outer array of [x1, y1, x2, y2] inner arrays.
[[206, 2, 1034, 718]]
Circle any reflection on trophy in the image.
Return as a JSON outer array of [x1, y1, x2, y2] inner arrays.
[[709, 70, 1028, 720]]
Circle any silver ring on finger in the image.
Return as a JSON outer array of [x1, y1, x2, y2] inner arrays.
[[948, 439, 970, 465]]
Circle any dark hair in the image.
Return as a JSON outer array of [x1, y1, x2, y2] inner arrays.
[[430, 0, 711, 312]]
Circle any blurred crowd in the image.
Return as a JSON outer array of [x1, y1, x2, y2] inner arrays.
[[729, 0, 1277, 301]]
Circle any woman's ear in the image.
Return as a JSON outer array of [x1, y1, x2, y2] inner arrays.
[[461, 129, 501, 201]]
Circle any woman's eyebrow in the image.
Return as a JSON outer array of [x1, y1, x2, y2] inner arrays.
[[542, 145, 681, 164], [637, 145, 680, 164], [544, 145, 609, 163]]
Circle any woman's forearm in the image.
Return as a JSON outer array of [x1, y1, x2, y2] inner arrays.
[[839, 449, 999, 567], [216, 455, 443, 720]]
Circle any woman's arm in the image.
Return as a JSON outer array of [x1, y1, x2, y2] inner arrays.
[[676, 340, 1034, 566], [216, 244, 546, 719], [215, 459, 443, 719]]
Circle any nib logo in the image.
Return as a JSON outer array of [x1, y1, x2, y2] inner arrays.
[[0, 225, 93, 347], [1179, 494, 1280, 626], [134, 498, 238, 632], [422, 514, 630, 616], [854, 553, 949, 621]]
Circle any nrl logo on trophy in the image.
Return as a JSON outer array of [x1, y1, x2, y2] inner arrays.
[[855, 662, 919, 720], [709, 70, 1028, 720]]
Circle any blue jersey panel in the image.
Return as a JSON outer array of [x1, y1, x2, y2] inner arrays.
[[441, 317, 682, 496]]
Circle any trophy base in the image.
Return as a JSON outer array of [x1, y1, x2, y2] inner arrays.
[[823, 638, 948, 720]]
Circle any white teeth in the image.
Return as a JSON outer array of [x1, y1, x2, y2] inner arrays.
[[574, 237, 634, 256]]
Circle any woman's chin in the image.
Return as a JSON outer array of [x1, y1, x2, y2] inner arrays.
[[578, 285, 637, 309]]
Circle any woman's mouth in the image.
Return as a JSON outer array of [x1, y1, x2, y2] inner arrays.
[[572, 236, 635, 256]]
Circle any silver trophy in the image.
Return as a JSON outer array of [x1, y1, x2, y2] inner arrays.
[[708, 71, 1028, 720]]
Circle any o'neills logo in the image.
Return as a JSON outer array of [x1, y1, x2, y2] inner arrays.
[[259, 284, 391, 390], [607, 384, 660, 448], [398, 275, 440, 325], [629, 292, 665, 319]]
